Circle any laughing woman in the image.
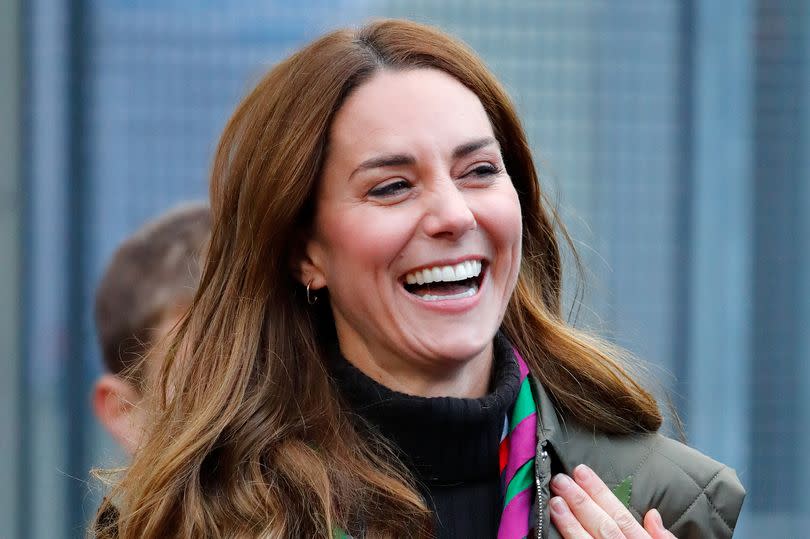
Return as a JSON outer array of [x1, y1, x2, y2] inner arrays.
[[95, 20, 744, 539]]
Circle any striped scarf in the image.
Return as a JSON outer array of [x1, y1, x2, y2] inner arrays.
[[497, 348, 539, 539]]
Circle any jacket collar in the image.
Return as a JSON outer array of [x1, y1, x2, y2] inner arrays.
[[532, 379, 562, 444], [531, 378, 586, 474]]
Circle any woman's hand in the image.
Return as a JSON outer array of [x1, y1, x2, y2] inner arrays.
[[549, 464, 676, 538]]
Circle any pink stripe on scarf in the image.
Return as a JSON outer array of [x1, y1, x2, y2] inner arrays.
[[497, 488, 532, 539]]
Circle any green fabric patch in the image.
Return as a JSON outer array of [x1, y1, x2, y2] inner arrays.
[[612, 476, 633, 508]]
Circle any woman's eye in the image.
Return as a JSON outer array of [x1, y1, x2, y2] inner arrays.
[[368, 179, 412, 198], [465, 163, 500, 177]]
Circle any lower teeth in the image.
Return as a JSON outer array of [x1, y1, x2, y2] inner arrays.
[[418, 286, 477, 302]]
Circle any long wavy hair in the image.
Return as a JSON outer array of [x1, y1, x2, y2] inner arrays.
[[94, 19, 661, 538]]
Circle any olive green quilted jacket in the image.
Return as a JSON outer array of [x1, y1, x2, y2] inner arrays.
[[531, 381, 746, 539]]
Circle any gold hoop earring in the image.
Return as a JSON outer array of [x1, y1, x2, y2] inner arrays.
[[306, 280, 318, 305]]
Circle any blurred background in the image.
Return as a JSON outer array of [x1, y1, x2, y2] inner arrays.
[[1, 0, 808, 537]]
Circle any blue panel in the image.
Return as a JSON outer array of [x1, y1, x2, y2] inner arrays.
[[750, 0, 804, 516], [687, 1, 755, 535]]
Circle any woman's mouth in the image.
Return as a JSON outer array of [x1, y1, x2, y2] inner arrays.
[[402, 259, 485, 302]]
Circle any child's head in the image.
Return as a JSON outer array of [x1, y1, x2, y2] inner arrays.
[[92, 202, 210, 454]]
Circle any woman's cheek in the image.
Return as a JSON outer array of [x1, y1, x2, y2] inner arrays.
[[476, 189, 522, 244], [327, 206, 415, 262]]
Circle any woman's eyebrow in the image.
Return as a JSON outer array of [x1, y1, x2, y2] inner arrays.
[[452, 136, 498, 159], [350, 137, 499, 180], [353, 154, 416, 177]]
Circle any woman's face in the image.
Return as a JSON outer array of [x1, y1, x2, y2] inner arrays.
[[303, 68, 522, 379]]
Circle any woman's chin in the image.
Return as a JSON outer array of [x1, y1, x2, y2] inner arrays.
[[410, 330, 495, 365]]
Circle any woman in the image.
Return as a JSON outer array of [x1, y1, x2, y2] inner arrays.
[[96, 20, 744, 538]]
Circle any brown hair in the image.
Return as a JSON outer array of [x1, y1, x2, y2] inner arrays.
[[95, 19, 661, 538], [94, 202, 211, 379]]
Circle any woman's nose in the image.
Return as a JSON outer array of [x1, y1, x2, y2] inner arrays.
[[421, 180, 477, 240]]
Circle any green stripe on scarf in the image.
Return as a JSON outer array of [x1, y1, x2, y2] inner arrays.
[[502, 459, 534, 508], [508, 378, 534, 431]]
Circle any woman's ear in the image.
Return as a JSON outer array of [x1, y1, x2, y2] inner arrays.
[[92, 374, 144, 455], [293, 235, 328, 290]]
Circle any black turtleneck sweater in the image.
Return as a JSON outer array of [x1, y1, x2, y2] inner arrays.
[[329, 334, 522, 538]]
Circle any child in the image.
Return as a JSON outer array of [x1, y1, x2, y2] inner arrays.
[[91, 202, 209, 454]]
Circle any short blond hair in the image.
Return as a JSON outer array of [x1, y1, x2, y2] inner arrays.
[[94, 201, 210, 375]]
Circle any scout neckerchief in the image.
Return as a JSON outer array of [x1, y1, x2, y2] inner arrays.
[[335, 348, 539, 539], [497, 348, 538, 539]]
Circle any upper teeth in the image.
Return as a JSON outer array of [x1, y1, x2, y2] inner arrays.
[[404, 260, 483, 285]]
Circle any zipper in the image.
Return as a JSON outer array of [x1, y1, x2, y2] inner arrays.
[[535, 447, 548, 539]]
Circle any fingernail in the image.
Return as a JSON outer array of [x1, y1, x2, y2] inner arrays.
[[651, 508, 664, 528], [551, 473, 573, 491], [549, 497, 567, 515], [573, 464, 594, 482]]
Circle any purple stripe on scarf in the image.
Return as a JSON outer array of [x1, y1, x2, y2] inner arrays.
[[503, 413, 537, 486], [514, 348, 530, 379], [497, 488, 532, 539]]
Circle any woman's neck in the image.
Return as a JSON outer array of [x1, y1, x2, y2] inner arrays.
[[327, 332, 522, 484]]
